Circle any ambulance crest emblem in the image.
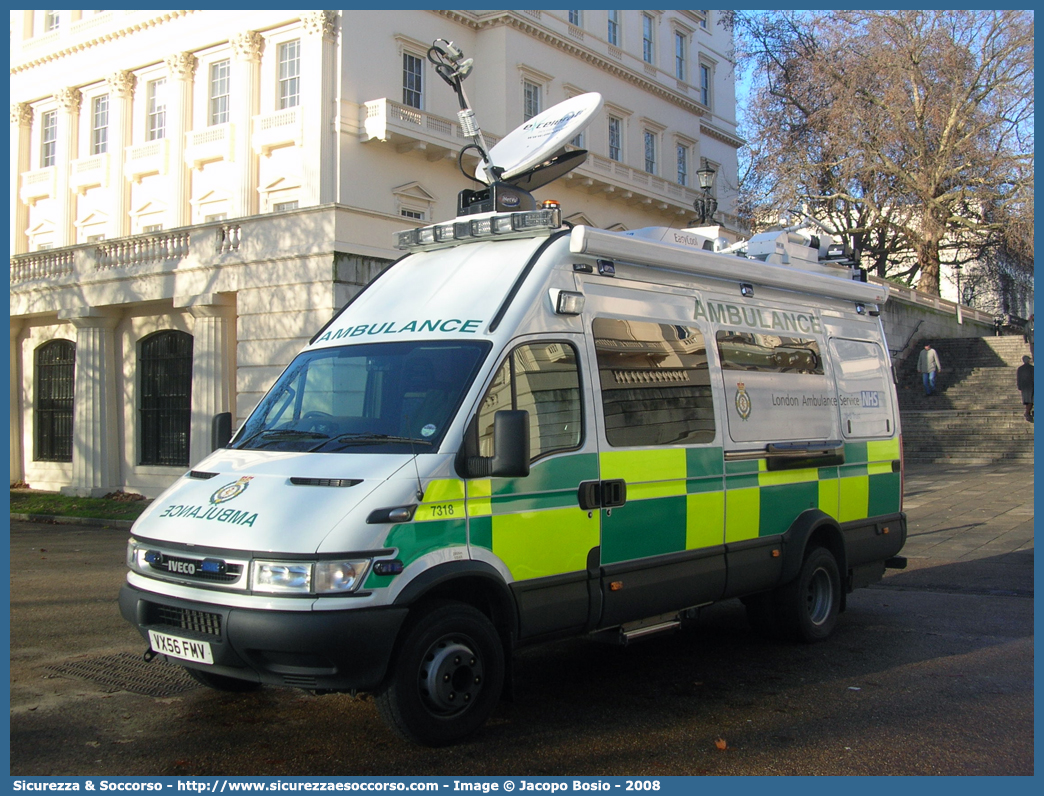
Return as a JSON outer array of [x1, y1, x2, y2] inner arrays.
[[735, 382, 752, 420], [210, 476, 254, 505]]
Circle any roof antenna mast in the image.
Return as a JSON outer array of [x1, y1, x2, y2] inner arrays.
[[428, 39, 499, 184]]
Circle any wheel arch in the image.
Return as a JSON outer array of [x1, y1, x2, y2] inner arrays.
[[392, 560, 518, 646], [780, 509, 847, 588]]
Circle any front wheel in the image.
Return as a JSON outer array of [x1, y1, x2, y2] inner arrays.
[[776, 546, 841, 643], [375, 601, 505, 746]]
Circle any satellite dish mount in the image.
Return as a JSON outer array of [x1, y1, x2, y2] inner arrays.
[[429, 39, 603, 216]]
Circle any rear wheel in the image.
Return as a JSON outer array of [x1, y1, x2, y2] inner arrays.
[[777, 546, 841, 643], [185, 667, 262, 692], [376, 601, 504, 746]]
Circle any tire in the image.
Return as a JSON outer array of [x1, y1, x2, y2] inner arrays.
[[776, 546, 841, 643], [375, 601, 505, 746], [185, 666, 263, 692]]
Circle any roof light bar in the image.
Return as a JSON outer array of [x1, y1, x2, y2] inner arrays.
[[394, 207, 562, 252]]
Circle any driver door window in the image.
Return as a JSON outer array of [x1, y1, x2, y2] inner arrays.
[[476, 342, 583, 461]]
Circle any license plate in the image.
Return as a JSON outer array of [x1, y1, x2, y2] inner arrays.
[[148, 630, 214, 665]]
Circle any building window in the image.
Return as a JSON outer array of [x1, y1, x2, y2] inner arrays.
[[523, 80, 541, 121], [87, 234, 105, 242], [400, 208, 424, 221], [700, 63, 711, 106], [403, 52, 423, 109], [642, 14, 655, 64], [607, 11, 620, 46], [209, 60, 230, 126], [675, 32, 687, 81], [272, 201, 298, 213], [44, 11, 61, 32], [677, 144, 688, 186], [142, 224, 163, 233], [278, 39, 301, 110], [40, 110, 57, 168], [91, 95, 109, 155], [139, 330, 193, 467], [644, 130, 657, 174], [204, 213, 227, 222], [34, 340, 75, 463], [568, 10, 582, 26], [608, 116, 622, 162], [147, 79, 167, 141], [594, 318, 715, 447], [700, 12, 709, 29]]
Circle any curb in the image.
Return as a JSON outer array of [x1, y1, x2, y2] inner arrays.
[[11, 513, 135, 531]]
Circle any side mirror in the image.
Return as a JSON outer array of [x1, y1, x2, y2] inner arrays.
[[461, 410, 530, 478], [211, 412, 233, 450]]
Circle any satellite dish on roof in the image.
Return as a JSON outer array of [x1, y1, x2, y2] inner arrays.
[[475, 93, 603, 186]]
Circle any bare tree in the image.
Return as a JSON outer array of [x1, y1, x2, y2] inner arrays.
[[730, 10, 1034, 295]]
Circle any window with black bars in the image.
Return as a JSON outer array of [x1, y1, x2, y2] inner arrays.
[[403, 52, 423, 109], [139, 331, 193, 466], [35, 340, 75, 462]]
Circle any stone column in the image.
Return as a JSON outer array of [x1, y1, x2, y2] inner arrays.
[[55, 87, 81, 247], [230, 30, 264, 218], [10, 320, 25, 485], [10, 102, 33, 254], [165, 52, 197, 229], [302, 10, 338, 206], [178, 295, 235, 466], [106, 70, 136, 238], [61, 309, 121, 497]]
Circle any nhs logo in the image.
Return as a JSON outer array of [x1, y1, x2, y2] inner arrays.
[[861, 390, 881, 407]]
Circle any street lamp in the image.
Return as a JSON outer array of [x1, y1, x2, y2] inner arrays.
[[691, 164, 718, 226], [954, 263, 962, 306]]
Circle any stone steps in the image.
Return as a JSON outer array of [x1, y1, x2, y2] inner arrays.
[[897, 336, 1033, 463]]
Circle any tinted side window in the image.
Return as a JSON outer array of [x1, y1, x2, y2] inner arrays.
[[477, 342, 582, 461], [593, 318, 715, 447], [716, 330, 823, 375]]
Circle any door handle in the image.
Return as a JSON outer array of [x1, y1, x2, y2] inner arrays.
[[577, 479, 627, 510]]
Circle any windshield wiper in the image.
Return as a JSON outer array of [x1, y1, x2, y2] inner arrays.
[[314, 433, 435, 452], [234, 429, 330, 449]]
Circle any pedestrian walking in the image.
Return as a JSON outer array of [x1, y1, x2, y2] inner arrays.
[[917, 342, 942, 396], [1017, 355, 1033, 423], [1024, 314, 1034, 356]]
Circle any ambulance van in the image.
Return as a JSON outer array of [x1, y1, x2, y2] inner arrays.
[[120, 51, 906, 746]]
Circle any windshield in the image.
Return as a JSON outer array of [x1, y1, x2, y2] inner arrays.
[[233, 341, 491, 453]]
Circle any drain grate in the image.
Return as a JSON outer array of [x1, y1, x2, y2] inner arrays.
[[45, 652, 201, 697]]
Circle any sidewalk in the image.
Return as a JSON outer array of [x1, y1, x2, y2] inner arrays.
[[901, 461, 1035, 561], [887, 461, 1034, 598]]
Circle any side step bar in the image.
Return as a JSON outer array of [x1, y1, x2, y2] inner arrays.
[[885, 556, 908, 569], [592, 619, 682, 646]]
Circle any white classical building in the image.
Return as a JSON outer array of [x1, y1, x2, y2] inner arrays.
[[9, 9, 742, 496]]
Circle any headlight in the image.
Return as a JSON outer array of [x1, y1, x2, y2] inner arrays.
[[315, 560, 370, 593], [252, 561, 312, 593], [251, 559, 371, 594], [127, 539, 140, 571]]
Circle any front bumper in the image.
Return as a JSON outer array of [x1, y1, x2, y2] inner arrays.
[[119, 583, 408, 691]]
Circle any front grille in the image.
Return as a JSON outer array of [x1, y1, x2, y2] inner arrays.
[[146, 555, 243, 583], [146, 603, 222, 638]]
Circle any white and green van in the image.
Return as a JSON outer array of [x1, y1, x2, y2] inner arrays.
[[120, 205, 907, 745], [120, 54, 906, 745]]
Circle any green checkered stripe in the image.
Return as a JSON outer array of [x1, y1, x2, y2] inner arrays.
[[366, 438, 902, 585]]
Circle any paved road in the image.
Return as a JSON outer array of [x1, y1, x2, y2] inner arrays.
[[8, 463, 1033, 776]]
